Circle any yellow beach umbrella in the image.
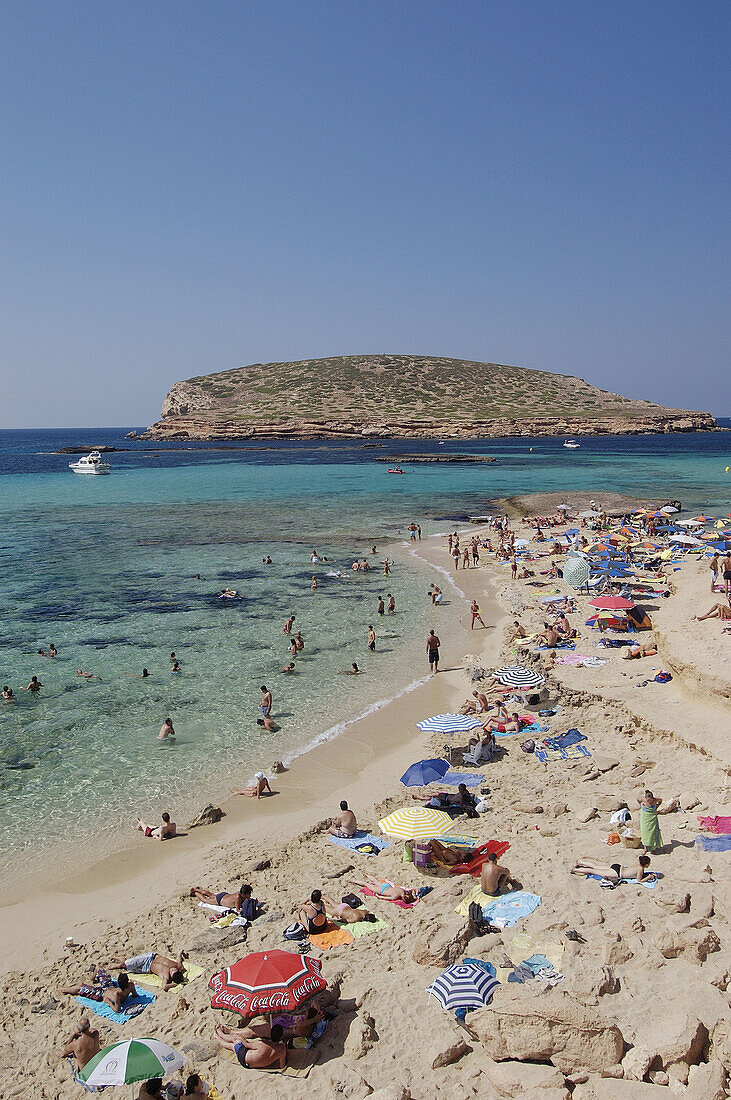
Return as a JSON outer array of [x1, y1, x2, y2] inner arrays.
[[378, 806, 454, 839]]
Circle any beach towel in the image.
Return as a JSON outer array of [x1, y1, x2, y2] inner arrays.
[[514, 722, 548, 736], [75, 987, 156, 1024], [698, 816, 731, 835], [534, 641, 575, 651], [481, 891, 542, 928], [360, 884, 421, 909], [328, 831, 391, 854], [510, 931, 564, 972], [695, 835, 731, 853], [449, 840, 511, 877], [534, 743, 592, 764], [334, 917, 388, 939], [557, 654, 591, 665], [455, 883, 499, 918], [132, 962, 204, 991], [307, 924, 355, 950], [441, 771, 484, 787], [543, 728, 586, 750], [218, 1045, 316, 1077], [439, 834, 479, 848], [66, 1057, 103, 1094], [586, 873, 658, 890]]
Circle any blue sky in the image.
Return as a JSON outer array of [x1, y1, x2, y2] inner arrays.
[[1, 1, 728, 427]]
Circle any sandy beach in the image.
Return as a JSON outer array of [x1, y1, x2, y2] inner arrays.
[[2, 504, 730, 1100]]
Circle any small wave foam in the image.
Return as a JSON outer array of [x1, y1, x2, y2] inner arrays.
[[277, 672, 431, 773]]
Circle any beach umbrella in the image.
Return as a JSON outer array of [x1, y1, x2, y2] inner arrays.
[[563, 557, 590, 590], [416, 713, 484, 734], [578, 509, 599, 518], [79, 1039, 185, 1089], [589, 596, 634, 610], [378, 806, 454, 839], [209, 950, 325, 1017], [400, 758, 450, 787], [669, 534, 704, 546], [426, 961, 500, 1012], [494, 666, 545, 690]]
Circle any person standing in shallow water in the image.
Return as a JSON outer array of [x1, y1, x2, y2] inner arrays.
[[367, 625, 376, 651], [426, 630, 440, 673], [377, 596, 385, 616]]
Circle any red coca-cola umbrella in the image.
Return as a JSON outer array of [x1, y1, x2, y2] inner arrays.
[[209, 950, 326, 1016], [588, 596, 635, 611]]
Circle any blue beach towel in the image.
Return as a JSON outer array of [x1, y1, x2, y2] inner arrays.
[[543, 728, 587, 751], [329, 831, 391, 854], [482, 891, 542, 927], [441, 771, 484, 787], [695, 835, 731, 853], [75, 987, 156, 1024]]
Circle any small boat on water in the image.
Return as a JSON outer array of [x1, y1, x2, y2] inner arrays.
[[68, 451, 111, 475], [563, 439, 581, 449], [387, 467, 405, 474]]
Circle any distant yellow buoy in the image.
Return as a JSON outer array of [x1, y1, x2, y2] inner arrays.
[[726, 465, 730, 472], [529, 447, 533, 452]]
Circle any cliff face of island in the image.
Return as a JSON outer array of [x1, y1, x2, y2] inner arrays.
[[135, 355, 720, 441]]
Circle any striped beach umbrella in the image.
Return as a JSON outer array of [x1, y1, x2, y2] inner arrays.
[[563, 556, 590, 589], [426, 960, 500, 1011], [416, 713, 484, 733], [378, 806, 454, 839], [494, 666, 545, 690], [79, 1038, 184, 1088]]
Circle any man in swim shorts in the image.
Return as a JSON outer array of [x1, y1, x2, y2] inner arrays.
[[426, 630, 440, 673], [259, 685, 272, 717], [329, 800, 357, 837], [61, 969, 136, 1012], [480, 852, 512, 896], [109, 950, 187, 990], [137, 812, 176, 840], [367, 625, 376, 651]]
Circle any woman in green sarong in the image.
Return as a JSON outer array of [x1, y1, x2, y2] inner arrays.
[[638, 790, 663, 851]]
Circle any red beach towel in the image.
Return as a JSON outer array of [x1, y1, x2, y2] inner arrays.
[[698, 816, 731, 835], [449, 840, 511, 877]]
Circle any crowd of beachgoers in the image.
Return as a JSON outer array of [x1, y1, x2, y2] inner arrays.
[[2, 493, 730, 1099]]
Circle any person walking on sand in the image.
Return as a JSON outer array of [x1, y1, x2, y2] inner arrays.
[[367, 625, 376, 651], [426, 630, 440, 673], [722, 552, 731, 598], [470, 599, 486, 629], [260, 685, 272, 718], [510, 554, 517, 580], [709, 553, 720, 592]]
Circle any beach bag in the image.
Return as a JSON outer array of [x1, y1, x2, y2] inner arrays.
[[654, 671, 672, 683], [520, 739, 535, 754], [475, 798, 490, 814], [342, 893, 362, 909], [240, 897, 263, 921], [283, 922, 307, 941], [354, 842, 379, 855]]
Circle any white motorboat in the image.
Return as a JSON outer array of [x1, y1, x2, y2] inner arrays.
[[68, 451, 111, 474], [562, 439, 580, 449]]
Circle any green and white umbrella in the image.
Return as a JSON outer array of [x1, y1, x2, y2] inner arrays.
[[79, 1037, 184, 1089]]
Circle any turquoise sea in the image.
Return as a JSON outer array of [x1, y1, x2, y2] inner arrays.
[[0, 425, 729, 883]]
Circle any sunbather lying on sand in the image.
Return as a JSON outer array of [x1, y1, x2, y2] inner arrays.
[[60, 1016, 101, 1068], [190, 883, 261, 916], [483, 712, 522, 733], [426, 839, 475, 866], [693, 599, 731, 621], [217, 1007, 327, 1042], [352, 876, 418, 903], [621, 642, 658, 659], [570, 853, 652, 883], [109, 950, 187, 990], [214, 1025, 287, 1069], [322, 895, 377, 923], [480, 851, 513, 896], [60, 968, 136, 1012], [412, 783, 478, 816]]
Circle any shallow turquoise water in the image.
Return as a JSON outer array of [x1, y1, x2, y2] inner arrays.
[[0, 426, 728, 881]]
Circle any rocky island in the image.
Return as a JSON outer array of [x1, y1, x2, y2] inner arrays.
[[134, 354, 720, 441]]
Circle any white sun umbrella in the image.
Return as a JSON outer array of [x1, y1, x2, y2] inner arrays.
[[494, 666, 545, 690], [417, 713, 483, 733], [80, 1038, 185, 1091], [578, 509, 599, 518], [669, 534, 704, 547]]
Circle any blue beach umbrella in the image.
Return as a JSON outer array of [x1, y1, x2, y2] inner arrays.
[[427, 960, 500, 1011], [400, 758, 450, 787]]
